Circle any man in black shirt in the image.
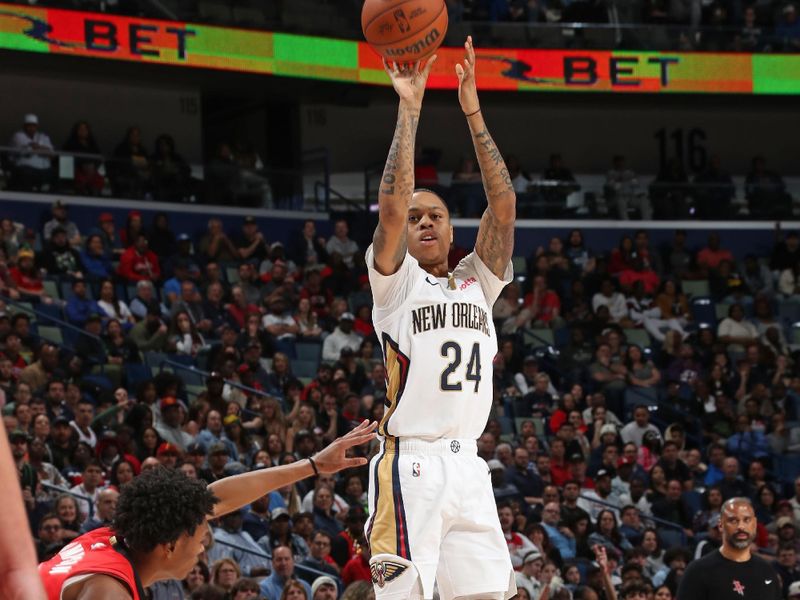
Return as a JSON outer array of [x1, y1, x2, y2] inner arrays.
[[678, 497, 781, 600]]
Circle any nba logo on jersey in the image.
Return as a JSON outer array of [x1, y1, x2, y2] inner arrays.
[[412, 462, 421, 477]]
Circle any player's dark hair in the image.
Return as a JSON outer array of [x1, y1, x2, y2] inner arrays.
[[412, 188, 450, 216], [113, 466, 218, 553]]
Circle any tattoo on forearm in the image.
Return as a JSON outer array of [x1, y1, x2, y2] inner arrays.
[[473, 128, 515, 195], [379, 106, 419, 199]]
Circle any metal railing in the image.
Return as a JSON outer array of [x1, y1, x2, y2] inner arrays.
[[577, 492, 687, 544], [41, 482, 95, 519]]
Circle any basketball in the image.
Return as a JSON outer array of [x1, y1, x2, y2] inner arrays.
[[361, 0, 448, 63]]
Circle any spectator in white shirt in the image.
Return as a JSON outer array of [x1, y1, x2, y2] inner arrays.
[[592, 279, 631, 326], [620, 405, 661, 448], [9, 113, 53, 191], [68, 460, 103, 523], [263, 297, 299, 341], [325, 220, 359, 269], [716, 303, 759, 353], [322, 312, 362, 362]]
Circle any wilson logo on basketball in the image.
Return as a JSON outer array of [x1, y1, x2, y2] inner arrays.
[[383, 27, 441, 58]]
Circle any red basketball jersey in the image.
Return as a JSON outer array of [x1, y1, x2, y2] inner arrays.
[[39, 527, 143, 600]]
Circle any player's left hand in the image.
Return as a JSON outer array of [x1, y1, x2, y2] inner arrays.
[[312, 420, 378, 474], [455, 36, 479, 115]]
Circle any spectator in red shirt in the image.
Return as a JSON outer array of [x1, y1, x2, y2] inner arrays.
[[524, 275, 564, 329], [117, 232, 160, 282], [618, 256, 661, 294], [549, 438, 571, 487], [342, 546, 371, 585], [696, 232, 734, 275], [8, 248, 46, 299]]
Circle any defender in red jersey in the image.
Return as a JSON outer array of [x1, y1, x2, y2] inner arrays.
[[39, 420, 376, 600]]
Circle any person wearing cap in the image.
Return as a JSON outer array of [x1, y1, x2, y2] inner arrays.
[[9, 112, 54, 192], [7, 248, 46, 299], [207, 508, 270, 577], [198, 441, 232, 484], [777, 516, 800, 553], [154, 396, 194, 451], [91, 212, 123, 257], [155, 442, 181, 469], [488, 458, 523, 504], [117, 231, 161, 282], [128, 301, 169, 352], [236, 216, 269, 263], [256, 507, 311, 562], [321, 311, 361, 362], [578, 468, 621, 522], [9, 427, 37, 512], [693, 512, 722, 559], [678, 497, 781, 600], [64, 279, 101, 327], [41, 226, 84, 279], [43, 200, 82, 247], [311, 575, 338, 600], [259, 240, 299, 278], [263, 296, 299, 343]]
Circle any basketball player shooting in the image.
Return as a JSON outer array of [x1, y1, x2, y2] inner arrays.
[[366, 37, 517, 600]]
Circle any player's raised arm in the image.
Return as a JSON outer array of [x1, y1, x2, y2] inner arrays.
[[372, 56, 437, 276], [456, 36, 516, 279], [208, 420, 376, 517]]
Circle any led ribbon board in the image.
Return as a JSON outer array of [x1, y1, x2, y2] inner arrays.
[[1, 4, 799, 93]]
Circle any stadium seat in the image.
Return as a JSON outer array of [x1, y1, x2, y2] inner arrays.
[[690, 297, 716, 327], [226, 267, 241, 284], [296, 342, 321, 362], [522, 328, 554, 349], [125, 364, 151, 389], [681, 280, 710, 298], [293, 359, 319, 379], [37, 325, 63, 345], [42, 279, 60, 300], [623, 328, 651, 349]]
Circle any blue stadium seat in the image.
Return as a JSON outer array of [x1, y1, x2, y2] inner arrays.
[[125, 364, 151, 389], [690, 297, 716, 327], [293, 359, 319, 379], [296, 342, 321, 362]]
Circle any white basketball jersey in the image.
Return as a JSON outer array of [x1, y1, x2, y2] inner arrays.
[[366, 245, 512, 440]]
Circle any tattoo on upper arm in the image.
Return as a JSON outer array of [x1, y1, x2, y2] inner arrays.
[[475, 209, 514, 278]]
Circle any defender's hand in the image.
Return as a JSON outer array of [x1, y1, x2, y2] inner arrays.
[[312, 420, 378, 474], [383, 56, 438, 109], [455, 36, 479, 115]]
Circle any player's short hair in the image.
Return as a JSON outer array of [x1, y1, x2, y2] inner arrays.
[[113, 467, 218, 554], [412, 188, 450, 216]]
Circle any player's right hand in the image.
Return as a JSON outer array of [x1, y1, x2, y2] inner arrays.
[[383, 56, 438, 109], [313, 419, 378, 474]]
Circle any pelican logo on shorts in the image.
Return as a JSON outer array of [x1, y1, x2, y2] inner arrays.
[[412, 462, 421, 477], [371, 560, 407, 588], [450, 440, 461, 453]]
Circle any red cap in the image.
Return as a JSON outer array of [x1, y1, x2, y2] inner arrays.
[[237, 364, 250, 375], [160, 396, 179, 410], [617, 457, 635, 467], [99, 212, 114, 222], [156, 442, 180, 456], [128, 210, 142, 218]]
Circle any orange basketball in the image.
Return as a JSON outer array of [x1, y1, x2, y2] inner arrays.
[[361, 0, 448, 63]]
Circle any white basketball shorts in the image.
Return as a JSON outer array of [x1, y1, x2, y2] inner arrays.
[[365, 437, 517, 600]]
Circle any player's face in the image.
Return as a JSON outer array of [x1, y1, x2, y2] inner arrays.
[[407, 192, 452, 268], [171, 520, 209, 578], [720, 501, 757, 550]]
